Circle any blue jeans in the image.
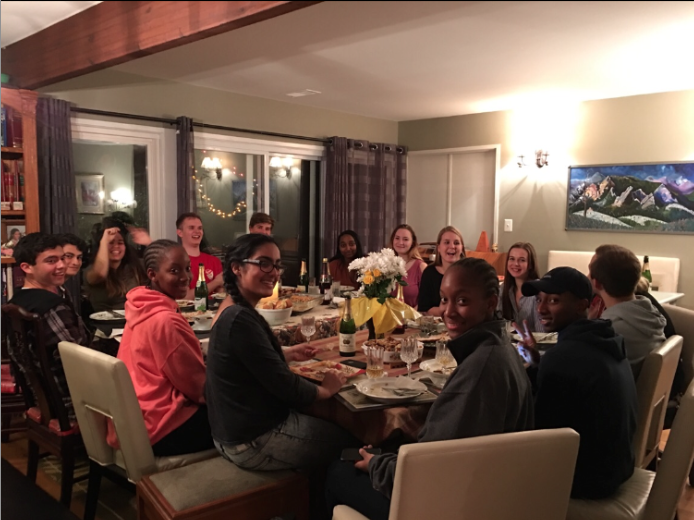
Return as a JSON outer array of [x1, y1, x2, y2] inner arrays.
[[215, 411, 358, 471]]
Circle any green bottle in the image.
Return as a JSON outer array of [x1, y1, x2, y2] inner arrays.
[[338, 297, 357, 357], [642, 256, 652, 286], [299, 259, 309, 292], [194, 263, 208, 312]]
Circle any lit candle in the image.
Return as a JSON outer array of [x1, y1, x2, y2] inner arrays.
[[258, 282, 280, 306]]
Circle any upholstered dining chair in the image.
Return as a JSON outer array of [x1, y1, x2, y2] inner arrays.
[[566, 377, 694, 520], [58, 341, 218, 520], [633, 335, 683, 469], [2, 303, 86, 508], [333, 428, 580, 520]]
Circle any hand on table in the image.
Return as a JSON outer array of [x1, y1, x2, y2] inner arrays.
[[319, 370, 347, 397], [285, 344, 319, 362], [354, 445, 375, 472]]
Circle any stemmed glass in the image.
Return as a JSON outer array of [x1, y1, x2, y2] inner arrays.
[[400, 336, 419, 379], [301, 315, 316, 347], [435, 340, 455, 376]]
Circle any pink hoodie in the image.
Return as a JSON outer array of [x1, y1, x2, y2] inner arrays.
[[108, 286, 206, 447]]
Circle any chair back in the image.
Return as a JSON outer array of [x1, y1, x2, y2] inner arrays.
[[663, 304, 694, 391], [633, 335, 683, 468], [1, 303, 72, 431], [644, 378, 694, 520], [58, 341, 156, 482], [388, 428, 580, 520]]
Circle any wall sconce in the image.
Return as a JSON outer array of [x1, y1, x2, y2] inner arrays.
[[535, 150, 549, 168], [270, 155, 300, 179], [201, 156, 223, 180], [108, 187, 136, 211], [517, 155, 526, 168]]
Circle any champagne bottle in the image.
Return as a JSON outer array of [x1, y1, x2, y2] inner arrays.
[[339, 297, 357, 357], [642, 256, 652, 286], [194, 263, 208, 312], [320, 257, 332, 305], [299, 259, 309, 292]]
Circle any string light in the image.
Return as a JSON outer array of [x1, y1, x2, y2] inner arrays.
[[193, 172, 252, 219]]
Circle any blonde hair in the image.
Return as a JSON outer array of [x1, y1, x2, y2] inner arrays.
[[434, 226, 465, 266]]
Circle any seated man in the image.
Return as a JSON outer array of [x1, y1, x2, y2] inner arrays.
[[326, 258, 534, 520], [176, 212, 223, 299], [58, 233, 87, 281], [8, 233, 93, 420], [521, 267, 638, 499], [589, 244, 666, 378], [248, 212, 274, 235]]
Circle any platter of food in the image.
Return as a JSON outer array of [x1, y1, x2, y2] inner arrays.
[[289, 360, 363, 383], [362, 337, 402, 363], [289, 294, 323, 313]]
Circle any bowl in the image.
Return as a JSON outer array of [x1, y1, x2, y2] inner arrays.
[[256, 307, 292, 327]]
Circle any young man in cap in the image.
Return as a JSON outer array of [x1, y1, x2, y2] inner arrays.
[[588, 244, 666, 378], [521, 267, 638, 499]]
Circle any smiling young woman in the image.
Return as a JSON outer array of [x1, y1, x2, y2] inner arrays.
[[329, 230, 365, 288], [389, 224, 427, 308], [499, 242, 543, 332], [110, 239, 213, 456], [417, 226, 465, 316]]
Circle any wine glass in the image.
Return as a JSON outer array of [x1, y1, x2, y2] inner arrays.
[[301, 315, 316, 346], [435, 340, 455, 375], [400, 337, 418, 379]]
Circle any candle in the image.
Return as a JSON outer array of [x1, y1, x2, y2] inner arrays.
[[258, 281, 280, 306]]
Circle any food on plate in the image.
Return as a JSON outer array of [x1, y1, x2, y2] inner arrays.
[[280, 286, 298, 298], [181, 310, 205, 319], [290, 360, 362, 382], [363, 337, 402, 352], [176, 299, 195, 308], [419, 333, 449, 344], [257, 298, 293, 310]]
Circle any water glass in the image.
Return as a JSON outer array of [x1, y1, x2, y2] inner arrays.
[[435, 340, 455, 375], [420, 316, 436, 337], [331, 281, 342, 297], [365, 346, 385, 379], [301, 315, 316, 346], [400, 336, 419, 378]]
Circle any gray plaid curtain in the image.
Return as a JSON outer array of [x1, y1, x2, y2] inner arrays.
[[324, 137, 407, 255], [176, 116, 195, 216], [37, 97, 80, 304]]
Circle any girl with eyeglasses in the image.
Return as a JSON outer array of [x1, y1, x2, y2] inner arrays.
[[207, 234, 356, 471]]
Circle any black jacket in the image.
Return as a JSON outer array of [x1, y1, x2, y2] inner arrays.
[[535, 319, 637, 499]]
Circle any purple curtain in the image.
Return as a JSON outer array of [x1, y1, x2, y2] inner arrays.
[[176, 116, 195, 216], [324, 137, 407, 256]]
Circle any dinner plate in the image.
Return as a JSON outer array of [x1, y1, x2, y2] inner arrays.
[[354, 377, 427, 404], [511, 332, 558, 345], [90, 311, 126, 322]]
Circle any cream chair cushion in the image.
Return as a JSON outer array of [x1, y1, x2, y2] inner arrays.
[[566, 469, 654, 520], [333, 504, 369, 520], [663, 304, 694, 389]]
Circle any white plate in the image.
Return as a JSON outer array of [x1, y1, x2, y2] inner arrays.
[[90, 311, 126, 322], [511, 332, 558, 344], [354, 377, 427, 404]]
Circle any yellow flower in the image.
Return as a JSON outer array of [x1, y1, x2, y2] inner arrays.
[[373, 269, 382, 277], [363, 274, 374, 285], [364, 270, 372, 277]]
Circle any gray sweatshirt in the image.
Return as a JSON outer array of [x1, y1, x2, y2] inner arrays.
[[368, 320, 534, 498], [601, 296, 666, 379]]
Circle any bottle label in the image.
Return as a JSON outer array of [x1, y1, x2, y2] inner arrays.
[[194, 297, 207, 312], [339, 333, 356, 354]]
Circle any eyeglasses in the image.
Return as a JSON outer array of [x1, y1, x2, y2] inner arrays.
[[243, 259, 285, 275]]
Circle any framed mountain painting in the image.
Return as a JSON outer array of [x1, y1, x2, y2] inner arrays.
[[566, 161, 694, 234]]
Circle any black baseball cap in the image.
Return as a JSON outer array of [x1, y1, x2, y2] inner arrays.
[[521, 267, 593, 301]]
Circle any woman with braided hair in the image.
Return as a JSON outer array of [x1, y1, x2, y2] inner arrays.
[[206, 233, 357, 471], [108, 239, 213, 456]]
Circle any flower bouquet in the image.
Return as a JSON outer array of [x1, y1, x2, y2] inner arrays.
[[348, 248, 420, 336]]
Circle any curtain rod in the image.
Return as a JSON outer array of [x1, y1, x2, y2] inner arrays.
[[70, 107, 332, 144]]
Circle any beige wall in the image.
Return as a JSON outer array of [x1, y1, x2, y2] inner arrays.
[[399, 90, 694, 308], [41, 70, 399, 144]]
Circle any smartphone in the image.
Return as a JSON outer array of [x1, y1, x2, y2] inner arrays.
[[340, 447, 382, 461], [341, 359, 366, 369]]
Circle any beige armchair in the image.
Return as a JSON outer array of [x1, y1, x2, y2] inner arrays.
[[333, 428, 580, 520], [58, 341, 217, 520], [633, 335, 683, 468], [567, 378, 694, 520]]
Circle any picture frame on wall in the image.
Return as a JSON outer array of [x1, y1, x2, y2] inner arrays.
[[566, 161, 694, 235], [75, 174, 105, 214]]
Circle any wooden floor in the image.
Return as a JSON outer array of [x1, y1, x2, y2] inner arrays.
[[1, 429, 693, 519]]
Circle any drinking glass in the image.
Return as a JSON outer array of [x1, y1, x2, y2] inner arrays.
[[420, 316, 435, 337], [365, 346, 385, 379], [435, 340, 455, 375], [400, 337, 419, 378], [331, 281, 342, 298], [301, 315, 316, 346]]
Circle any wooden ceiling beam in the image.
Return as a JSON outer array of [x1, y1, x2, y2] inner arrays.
[[3, 1, 322, 90]]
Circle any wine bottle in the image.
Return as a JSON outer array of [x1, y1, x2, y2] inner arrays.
[[339, 297, 357, 357], [299, 259, 309, 292], [320, 257, 332, 305], [194, 263, 208, 312], [642, 256, 652, 286]]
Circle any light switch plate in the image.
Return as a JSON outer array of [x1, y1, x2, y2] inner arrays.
[[504, 219, 513, 232]]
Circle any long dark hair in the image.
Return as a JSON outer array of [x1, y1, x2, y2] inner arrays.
[[90, 218, 147, 298], [501, 242, 539, 321], [223, 234, 283, 353], [329, 230, 365, 264]]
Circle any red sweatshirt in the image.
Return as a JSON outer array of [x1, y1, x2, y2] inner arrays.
[[108, 286, 206, 447]]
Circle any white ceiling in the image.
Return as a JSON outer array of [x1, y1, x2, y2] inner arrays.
[[0, 1, 101, 48], [4, 1, 694, 121]]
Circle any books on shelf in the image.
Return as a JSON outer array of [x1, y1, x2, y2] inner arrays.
[[0, 104, 23, 149], [1, 158, 25, 211]]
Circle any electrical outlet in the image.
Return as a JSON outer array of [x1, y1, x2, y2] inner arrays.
[[504, 219, 513, 232]]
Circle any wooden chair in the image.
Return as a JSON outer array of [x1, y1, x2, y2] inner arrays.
[[1, 320, 28, 442], [1, 303, 86, 508]]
